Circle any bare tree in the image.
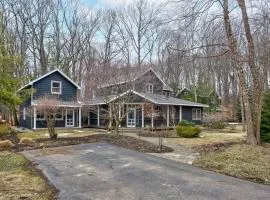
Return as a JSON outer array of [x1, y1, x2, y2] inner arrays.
[[222, 0, 263, 144], [35, 96, 62, 139]]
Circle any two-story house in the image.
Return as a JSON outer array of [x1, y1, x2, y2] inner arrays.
[[83, 68, 208, 129], [18, 69, 82, 129]]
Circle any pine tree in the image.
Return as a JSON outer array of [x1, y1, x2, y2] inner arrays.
[[261, 91, 270, 142]]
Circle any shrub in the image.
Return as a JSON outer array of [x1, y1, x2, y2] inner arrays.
[[178, 120, 195, 127], [261, 133, 270, 143], [0, 123, 9, 137], [19, 137, 35, 147], [176, 126, 201, 138], [0, 140, 13, 150]]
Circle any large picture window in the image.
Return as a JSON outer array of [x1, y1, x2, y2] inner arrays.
[[192, 108, 201, 120], [51, 81, 62, 94]]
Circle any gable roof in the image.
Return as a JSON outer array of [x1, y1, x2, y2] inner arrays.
[[98, 68, 173, 91], [83, 90, 208, 107], [17, 69, 81, 92]]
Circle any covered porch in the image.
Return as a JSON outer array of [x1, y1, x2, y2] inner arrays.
[[83, 103, 182, 129], [82, 90, 207, 129], [32, 101, 82, 130]]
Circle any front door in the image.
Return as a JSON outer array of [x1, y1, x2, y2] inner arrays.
[[66, 109, 74, 127], [127, 108, 136, 127]]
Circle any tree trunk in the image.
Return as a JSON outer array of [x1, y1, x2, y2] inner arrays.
[[223, 0, 260, 145], [12, 106, 19, 126]]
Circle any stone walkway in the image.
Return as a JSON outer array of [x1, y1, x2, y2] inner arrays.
[[124, 132, 200, 164]]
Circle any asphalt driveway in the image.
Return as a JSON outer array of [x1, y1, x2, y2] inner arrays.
[[22, 143, 270, 200]]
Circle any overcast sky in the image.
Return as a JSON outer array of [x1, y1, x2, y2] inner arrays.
[[83, 0, 166, 8]]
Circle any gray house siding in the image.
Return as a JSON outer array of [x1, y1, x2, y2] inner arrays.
[[36, 119, 65, 128], [97, 70, 164, 96], [33, 71, 77, 101], [134, 70, 163, 94], [19, 70, 80, 129]]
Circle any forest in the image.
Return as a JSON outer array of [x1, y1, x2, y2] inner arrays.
[[0, 0, 270, 145]]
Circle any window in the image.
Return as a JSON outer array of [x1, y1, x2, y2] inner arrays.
[[54, 110, 63, 120], [192, 108, 201, 120], [146, 83, 153, 93], [51, 81, 62, 94], [111, 88, 118, 95], [36, 112, 45, 120], [163, 91, 171, 97]]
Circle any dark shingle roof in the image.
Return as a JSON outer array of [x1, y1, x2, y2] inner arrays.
[[82, 90, 208, 107], [137, 92, 209, 107]]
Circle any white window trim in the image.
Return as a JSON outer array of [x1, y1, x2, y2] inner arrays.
[[65, 109, 75, 127], [192, 108, 201, 120], [51, 80, 62, 94], [146, 83, 153, 93]]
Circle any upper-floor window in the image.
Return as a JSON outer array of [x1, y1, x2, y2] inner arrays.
[[146, 83, 153, 93], [192, 108, 201, 120], [51, 81, 62, 94], [163, 90, 171, 97], [111, 87, 118, 95]]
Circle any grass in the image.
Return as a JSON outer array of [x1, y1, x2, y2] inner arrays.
[[17, 128, 101, 140], [193, 144, 270, 185], [0, 151, 56, 200], [165, 130, 245, 148]]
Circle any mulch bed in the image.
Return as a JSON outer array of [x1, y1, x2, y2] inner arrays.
[[194, 141, 241, 154], [138, 131, 179, 138], [103, 135, 174, 153], [0, 132, 19, 144], [1, 133, 174, 153]]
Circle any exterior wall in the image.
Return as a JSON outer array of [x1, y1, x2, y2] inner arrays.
[[182, 106, 203, 124], [97, 70, 164, 96], [35, 108, 80, 128], [98, 82, 133, 96], [19, 98, 32, 129], [32, 71, 78, 101], [19, 71, 80, 129], [134, 70, 163, 94]]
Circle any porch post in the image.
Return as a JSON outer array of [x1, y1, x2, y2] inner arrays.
[[78, 107, 82, 128], [167, 105, 170, 127], [109, 104, 112, 128], [151, 104, 154, 129], [33, 106, 36, 130], [142, 104, 144, 128], [179, 106, 182, 122], [119, 104, 121, 127], [97, 105, 100, 127]]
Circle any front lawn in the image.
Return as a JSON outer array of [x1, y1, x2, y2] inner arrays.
[[0, 151, 56, 199], [17, 128, 101, 140], [159, 130, 245, 149], [193, 144, 270, 185]]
